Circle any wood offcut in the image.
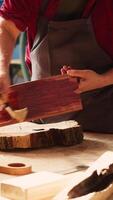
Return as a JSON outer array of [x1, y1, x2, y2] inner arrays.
[[0, 162, 32, 175]]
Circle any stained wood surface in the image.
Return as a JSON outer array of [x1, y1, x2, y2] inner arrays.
[[0, 121, 83, 150], [0, 75, 82, 126]]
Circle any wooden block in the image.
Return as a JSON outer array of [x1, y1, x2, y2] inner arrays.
[[0, 75, 82, 126], [0, 197, 10, 200], [0, 121, 83, 150], [54, 151, 113, 200], [1, 171, 74, 200]]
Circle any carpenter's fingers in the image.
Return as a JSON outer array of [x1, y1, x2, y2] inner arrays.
[[0, 92, 8, 110], [61, 65, 71, 74], [61, 68, 66, 75], [0, 93, 7, 104], [67, 69, 89, 79], [74, 88, 82, 94], [62, 65, 71, 70]]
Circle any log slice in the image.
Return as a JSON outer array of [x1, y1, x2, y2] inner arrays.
[[0, 121, 83, 150]]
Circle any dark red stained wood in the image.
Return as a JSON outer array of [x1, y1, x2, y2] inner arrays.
[[0, 75, 82, 126]]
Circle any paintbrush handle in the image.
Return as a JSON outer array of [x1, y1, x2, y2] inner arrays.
[[0, 101, 17, 120], [0, 99, 28, 122], [4, 105, 17, 119]]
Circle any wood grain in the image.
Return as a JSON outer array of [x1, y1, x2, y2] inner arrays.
[[0, 75, 82, 126], [0, 121, 83, 150]]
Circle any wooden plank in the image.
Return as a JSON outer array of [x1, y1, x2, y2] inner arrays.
[[0, 75, 82, 126], [1, 171, 74, 200], [0, 121, 83, 150], [54, 151, 113, 200]]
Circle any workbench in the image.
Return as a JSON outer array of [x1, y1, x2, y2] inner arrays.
[[0, 131, 113, 199]]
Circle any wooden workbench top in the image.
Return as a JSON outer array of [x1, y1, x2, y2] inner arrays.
[[0, 131, 112, 176], [0, 128, 113, 200]]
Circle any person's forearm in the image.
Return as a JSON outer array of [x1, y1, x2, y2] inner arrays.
[[0, 17, 20, 75], [101, 68, 113, 87], [65, 67, 113, 93], [0, 29, 15, 75]]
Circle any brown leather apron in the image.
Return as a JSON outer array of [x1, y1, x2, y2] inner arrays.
[[30, 2, 113, 133]]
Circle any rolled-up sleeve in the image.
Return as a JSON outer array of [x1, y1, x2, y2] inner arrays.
[[0, 0, 33, 31]]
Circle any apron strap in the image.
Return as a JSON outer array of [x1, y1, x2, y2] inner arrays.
[[39, 0, 50, 16], [82, 0, 97, 17]]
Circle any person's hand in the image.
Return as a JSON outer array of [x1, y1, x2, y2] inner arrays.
[[66, 69, 105, 93], [0, 71, 10, 106], [61, 65, 72, 74]]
